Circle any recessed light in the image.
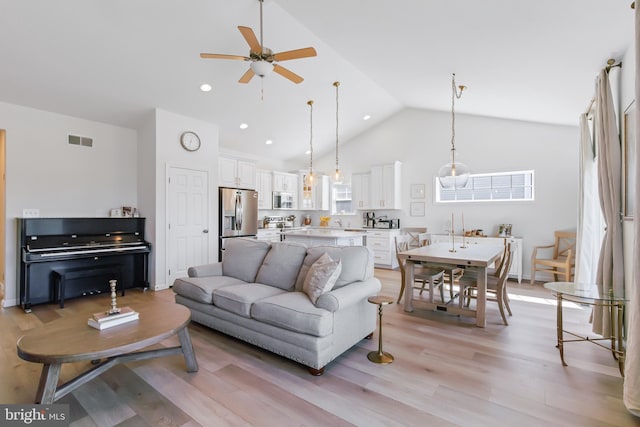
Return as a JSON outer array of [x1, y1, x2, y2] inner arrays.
[[239, 123, 249, 129], [363, 114, 371, 121], [200, 83, 212, 92], [265, 140, 273, 145]]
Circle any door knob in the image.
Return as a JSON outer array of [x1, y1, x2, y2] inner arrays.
[[203, 229, 209, 234]]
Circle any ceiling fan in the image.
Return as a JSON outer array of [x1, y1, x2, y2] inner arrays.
[[200, 0, 317, 84]]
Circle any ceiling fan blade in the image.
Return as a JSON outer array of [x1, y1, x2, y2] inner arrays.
[[272, 47, 317, 62], [200, 53, 249, 61], [273, 64, 303, 84], [238, 26, 262, 53], [239, 68, 255, 84]]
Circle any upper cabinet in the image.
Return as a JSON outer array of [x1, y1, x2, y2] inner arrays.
[[219, 157, 256, 189], [256, 169, 272, 209], [272, 171, 298, 193], [351, 172, 371, 210], [272, 171, 298, 209], [370, 161, 402, 209]]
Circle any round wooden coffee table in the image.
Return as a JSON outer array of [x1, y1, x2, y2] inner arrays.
[[17, 302, 198, 404]]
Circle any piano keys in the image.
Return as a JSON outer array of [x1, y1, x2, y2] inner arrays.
[[18, 217, 151, 312]]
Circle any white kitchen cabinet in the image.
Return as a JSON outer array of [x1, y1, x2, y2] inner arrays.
[[272, 171, 298, 209], [366, 229, 401, 269], [256, 229, 281, 243], [256, 169, 272, 209], [299, 171, 329, 211], [351, 172, 371, 210], [282, 230, 365, 247], [272, 171, 298, 192], [430, 234, 523, 283], [370, 161, 402, 209], [219, 157, 256, 189]]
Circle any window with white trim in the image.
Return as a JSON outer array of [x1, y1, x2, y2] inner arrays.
[[435, 170, 535, 203]]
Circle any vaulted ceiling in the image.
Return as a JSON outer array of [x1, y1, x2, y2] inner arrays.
[[0, 1, 633, 165]]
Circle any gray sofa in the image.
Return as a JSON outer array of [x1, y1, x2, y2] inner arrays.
[[172, 238, 381, 375]]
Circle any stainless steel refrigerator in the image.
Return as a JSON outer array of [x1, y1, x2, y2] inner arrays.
[[219, 187, 258, 261]]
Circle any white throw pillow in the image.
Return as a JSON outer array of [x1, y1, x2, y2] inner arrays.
[[303, 253, 342, 304]]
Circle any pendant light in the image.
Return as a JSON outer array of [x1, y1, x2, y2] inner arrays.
[[438, 73, 470, 189], [303, 100, 314, 200], [333, 81, 344, 184]]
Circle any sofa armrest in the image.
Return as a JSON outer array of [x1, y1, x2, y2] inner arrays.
[[315, 277, 382, 312], [187, 262, 223, 277]]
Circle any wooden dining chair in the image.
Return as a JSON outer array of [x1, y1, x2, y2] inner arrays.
[[402, 227, 427, 249], [530, 231, 576, 284], [419, 232, 462, 302], [395, 235, 445, 304], [459, 243, 514, 325]]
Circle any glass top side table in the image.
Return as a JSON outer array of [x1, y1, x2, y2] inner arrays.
[[544, 281, 627, 376]]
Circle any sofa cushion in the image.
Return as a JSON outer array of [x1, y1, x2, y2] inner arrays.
[[252, 292, 333, 337], [295, 245, 375, 291], [303, 253, 342, 304], [222, 238, 271, 283], [255, 242, 307, 291], [213, 283, 287, 318], [173, 276, 246, 304]]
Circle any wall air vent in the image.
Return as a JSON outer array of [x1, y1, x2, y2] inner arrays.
[[68, 134, 93, 147]]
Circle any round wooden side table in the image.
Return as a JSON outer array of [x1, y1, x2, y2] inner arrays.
[[367, 295, 394, 364]]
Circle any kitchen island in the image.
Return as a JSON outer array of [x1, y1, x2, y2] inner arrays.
[[281, 228, 366, 247]]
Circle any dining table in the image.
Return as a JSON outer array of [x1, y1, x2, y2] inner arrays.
[[397, 242, 504, 327]]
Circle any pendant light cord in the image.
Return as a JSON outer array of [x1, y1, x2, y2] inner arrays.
[[308, 100, 314, 175], [334, 81, 340, 172], [450, 73, 465, 164]]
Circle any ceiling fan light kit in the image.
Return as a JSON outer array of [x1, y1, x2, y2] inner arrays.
[[250, 61, 274, 77], [200, 0, 317, 84], [438, 73, 470, 189]]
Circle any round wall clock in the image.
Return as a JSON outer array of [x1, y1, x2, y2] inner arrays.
[[180, 131, 201, 152]]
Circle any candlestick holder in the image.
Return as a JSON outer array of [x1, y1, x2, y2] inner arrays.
[[106, 279, 121, 315], [460, 228, 468, 248], [449, 230, 457, 253]]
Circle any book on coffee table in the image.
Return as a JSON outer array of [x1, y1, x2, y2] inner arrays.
[[92, 306, 137, 323], [88, 306, 139, 330]]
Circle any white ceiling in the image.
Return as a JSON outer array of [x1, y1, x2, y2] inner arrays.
[[0, 0, 633, 165]]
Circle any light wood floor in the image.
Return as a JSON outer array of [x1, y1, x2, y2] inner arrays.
[[1, 270, 638, 427]]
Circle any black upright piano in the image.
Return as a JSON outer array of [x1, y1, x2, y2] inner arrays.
[[18, 217, 151, 312]]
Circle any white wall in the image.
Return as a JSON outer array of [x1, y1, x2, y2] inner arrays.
[[312, 108, 579, 280], [0, 101, 138, 307], [148, 109, 219, 290]]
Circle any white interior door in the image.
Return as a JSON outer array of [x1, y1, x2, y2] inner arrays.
[[167, 167, 209, 286]]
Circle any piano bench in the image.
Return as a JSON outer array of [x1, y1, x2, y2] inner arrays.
[[53, 266, 123, 308]]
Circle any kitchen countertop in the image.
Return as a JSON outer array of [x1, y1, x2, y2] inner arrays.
[[281, 228, 367, 238]]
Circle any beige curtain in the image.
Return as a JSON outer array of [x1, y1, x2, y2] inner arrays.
[[593, 69, 624, 335], [623, 1, 640, 415]]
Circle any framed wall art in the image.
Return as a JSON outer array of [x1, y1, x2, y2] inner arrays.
[[410, 201, 425, 217], [623, 100, 636, 219], [410, 183, 425, 199]]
